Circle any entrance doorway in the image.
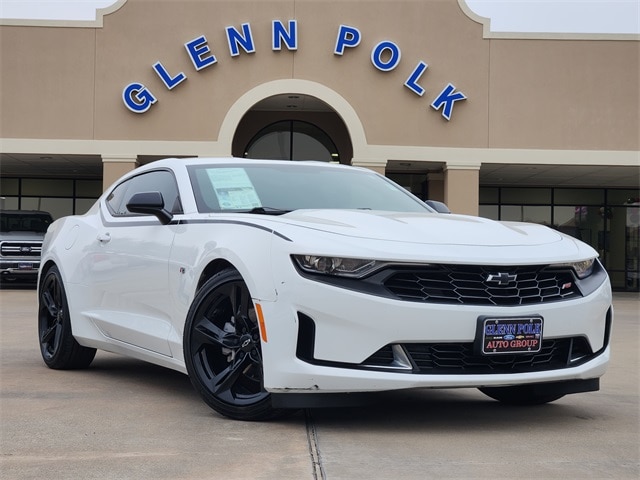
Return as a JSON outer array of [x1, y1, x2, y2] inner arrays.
[[231, 94, 352, 164], [244, 120, 339, 162]]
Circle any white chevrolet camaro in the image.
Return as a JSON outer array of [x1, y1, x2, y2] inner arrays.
[[38, 158, 612, 420]]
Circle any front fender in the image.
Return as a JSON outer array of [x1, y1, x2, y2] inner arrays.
[[169, 222, 281, 312]]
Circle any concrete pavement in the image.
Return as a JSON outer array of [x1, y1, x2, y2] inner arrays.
[[1, 289, 638, 479]]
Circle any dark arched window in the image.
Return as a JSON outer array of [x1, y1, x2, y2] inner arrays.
[[244, 120, 339, 162]]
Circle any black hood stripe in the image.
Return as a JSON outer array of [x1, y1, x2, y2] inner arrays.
[[99, 208, 292, 242], [178, 218, 292, 241]]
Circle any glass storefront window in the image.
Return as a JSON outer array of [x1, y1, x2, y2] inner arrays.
[[2, 178, 100, 218], [553, 206, 603, 253], [481, 186, 640, 291], [76, 180, 103, 197], [625, 206, 640, 290], [0, 197, 19, 209], [21, 197, 73, 220], [479, 205, 499, 220], [554, 188, 604, 204], [501, 188, 551, 204], [0, 178, 19, 196], [75, 198, 98, 215], [386, 173, 427, 199], [479, 187, 499, 203], [22, 179, 73, 196], [501, 205, 551, 224], [607, 189, 640, 205]]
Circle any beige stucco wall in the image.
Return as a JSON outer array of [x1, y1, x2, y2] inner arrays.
[[2, 0, 637, 151], [488, 40, 639, 150], [1, 0, 638, 217], [0, 26, 97, 139]]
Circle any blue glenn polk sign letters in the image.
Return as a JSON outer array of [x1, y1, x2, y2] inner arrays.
[[122, 21, 467, 121]]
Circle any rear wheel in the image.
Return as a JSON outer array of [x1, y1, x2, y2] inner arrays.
[[184, 269, 279, 420], [479, 385, 565, 405], [38, 265, 96, 369]]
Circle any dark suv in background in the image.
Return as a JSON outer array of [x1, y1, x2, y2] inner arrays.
[[0, 210, 53, 285]]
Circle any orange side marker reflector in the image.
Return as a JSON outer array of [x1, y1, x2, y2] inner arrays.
[[255, 303, 268, 343]]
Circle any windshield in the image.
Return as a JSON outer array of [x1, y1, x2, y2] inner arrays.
[[188, 163, 432, 214], [0, 212, 53, 233]]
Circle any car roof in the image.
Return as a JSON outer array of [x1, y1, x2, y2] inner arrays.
[[140, 157, 363, 172]]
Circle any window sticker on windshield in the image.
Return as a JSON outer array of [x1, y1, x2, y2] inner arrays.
[[207, 168, 262, 210]]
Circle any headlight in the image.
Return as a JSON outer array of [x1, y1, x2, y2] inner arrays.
[[292, 255, 381, 278], [556, 258, 596, 279]]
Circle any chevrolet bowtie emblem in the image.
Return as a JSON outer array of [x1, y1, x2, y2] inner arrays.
[[486, 272, 517, 286]]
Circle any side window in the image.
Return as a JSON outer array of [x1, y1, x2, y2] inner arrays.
[[106, 181, 132, 216], [106, 170, 182, 217]]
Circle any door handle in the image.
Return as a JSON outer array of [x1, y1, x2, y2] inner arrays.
[[97, 233, 111, 243]]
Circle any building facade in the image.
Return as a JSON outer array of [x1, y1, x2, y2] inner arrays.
[[1, 0, 638, 290]]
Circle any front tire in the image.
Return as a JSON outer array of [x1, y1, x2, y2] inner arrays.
[[184, 269, 278, 420], [479, 385, 565, 405], [38, 265, 96, 369]]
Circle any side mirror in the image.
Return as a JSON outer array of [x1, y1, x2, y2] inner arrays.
[[425, 200, 451, 214], [126, 191, 173, 225]]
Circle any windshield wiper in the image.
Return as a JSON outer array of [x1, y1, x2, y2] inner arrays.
[[243, 207, 292, 216]]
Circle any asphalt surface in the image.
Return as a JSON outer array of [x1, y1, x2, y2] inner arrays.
[[1, 288, 638, 479]]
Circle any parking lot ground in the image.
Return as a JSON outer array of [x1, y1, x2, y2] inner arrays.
[[1, 289, 638, 479], [308, 293, 640, 480], [0, 289, 311, 480]]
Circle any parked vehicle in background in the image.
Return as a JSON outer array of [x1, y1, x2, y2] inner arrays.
[[0, 210, 53, 284]]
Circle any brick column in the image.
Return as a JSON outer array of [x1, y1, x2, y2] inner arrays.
[[444, 161, 480, 216], [101, 155, 139, 191]]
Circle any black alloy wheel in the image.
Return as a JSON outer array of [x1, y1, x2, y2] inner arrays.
[[184, 268, 279, 420], [38, 265, 96, 369]]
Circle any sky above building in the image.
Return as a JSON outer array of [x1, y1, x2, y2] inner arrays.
[[0, 0, 115, 21], [0, 0, 638, 35], [467, 0, 639, 34]]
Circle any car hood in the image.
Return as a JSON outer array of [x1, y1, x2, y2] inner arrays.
[[274, 210, 565, 247]]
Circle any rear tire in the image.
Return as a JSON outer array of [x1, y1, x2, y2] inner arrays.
[[184, 269, 280, 420], [479, 385, 565, 405], [38, 265, 96, 369]]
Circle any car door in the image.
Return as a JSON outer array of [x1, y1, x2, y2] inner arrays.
[[85, 169, 182, 357]]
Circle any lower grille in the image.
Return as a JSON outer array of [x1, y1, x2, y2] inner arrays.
[[363, 338, 594, 374]]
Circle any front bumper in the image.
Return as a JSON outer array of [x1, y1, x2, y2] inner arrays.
[[0, 261, 40, 281], [269, 378, 602, 408], [258, 272, 612, 393]]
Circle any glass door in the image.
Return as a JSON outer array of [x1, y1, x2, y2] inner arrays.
[[624, 203, 640, 290]]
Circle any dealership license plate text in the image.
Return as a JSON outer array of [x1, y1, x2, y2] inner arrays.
[[481, 317, 543, 355]]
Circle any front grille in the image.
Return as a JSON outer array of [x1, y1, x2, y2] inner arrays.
[[0, 242, 42, 258], [383, 265, 581, 306], [363, 338, 593, 374]]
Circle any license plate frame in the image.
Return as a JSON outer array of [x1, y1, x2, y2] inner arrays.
[[17, 262, 34, 270], [477, 316, 543, 355]]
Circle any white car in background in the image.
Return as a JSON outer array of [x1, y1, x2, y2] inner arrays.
[[37, 158, 612, 420]]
